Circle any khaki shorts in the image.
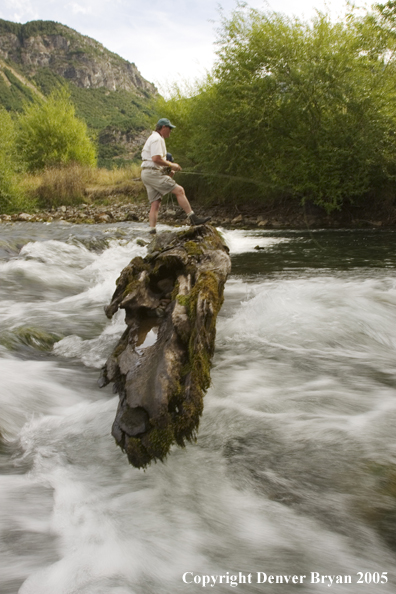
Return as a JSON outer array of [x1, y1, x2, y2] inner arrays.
[[141, 168, 177, 203]]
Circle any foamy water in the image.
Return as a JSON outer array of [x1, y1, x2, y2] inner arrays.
[[0, 222, 395, 593]]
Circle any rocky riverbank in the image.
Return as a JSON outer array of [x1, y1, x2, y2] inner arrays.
[[1, 196, 396, 229]]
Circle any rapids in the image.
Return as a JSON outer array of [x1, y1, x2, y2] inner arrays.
[[0, 221, 396, 593]]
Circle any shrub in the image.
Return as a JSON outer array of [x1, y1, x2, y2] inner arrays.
[[0, 107, 25, 213], [17, 87, 97, 171], [35, 163, 91, 208], [162, 4, 396, 212]]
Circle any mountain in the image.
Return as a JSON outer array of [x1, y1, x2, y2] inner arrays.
[[0, 19, 158, 167]]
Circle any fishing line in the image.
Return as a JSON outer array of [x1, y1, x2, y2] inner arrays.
[[180, 171, 324, 250], [178, 170, 263, 186], [134, 170, 263, 186]]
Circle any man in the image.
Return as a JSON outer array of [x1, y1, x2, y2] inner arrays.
[[141, 118, 211, 234]]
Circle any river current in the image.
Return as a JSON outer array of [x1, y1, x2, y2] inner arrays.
[[1, 221, 396, 593]]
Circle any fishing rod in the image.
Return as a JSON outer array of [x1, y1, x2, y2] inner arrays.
[[134, 163, 324, 249], [134, 169, 262, 186], [177, 170, 263, 186], [137, 152, 263, 186]]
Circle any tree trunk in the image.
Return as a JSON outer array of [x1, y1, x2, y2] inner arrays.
[[99, 225, 231, 468]]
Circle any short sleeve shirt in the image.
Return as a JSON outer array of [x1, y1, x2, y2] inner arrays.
[[141, 131, 167, 169]]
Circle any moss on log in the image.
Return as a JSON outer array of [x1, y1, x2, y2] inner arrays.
[[99, 225, 231, 468]]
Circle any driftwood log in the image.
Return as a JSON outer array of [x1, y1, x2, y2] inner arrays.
[[99, 225, 231, 468]]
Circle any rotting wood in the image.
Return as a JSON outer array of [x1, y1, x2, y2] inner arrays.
[[99, 225, 231, 468]]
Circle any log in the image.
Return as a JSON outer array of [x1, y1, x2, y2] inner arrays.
[[99, 225, 231, 468]]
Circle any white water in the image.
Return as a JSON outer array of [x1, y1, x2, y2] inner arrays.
[[1, 222, 396, 593]]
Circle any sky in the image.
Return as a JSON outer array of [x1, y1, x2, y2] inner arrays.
[[0, 0, 369, 93]]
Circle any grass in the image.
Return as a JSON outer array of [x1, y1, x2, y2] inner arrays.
[[34, 164, 89, 207], [13, 162, 145, 211], [93, 163, 141, 186]]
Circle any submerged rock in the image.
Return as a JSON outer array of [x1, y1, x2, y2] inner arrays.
[[99, 225, 231, 468]]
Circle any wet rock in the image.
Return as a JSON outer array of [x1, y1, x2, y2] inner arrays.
[[125, 211, 139, 221], [17, 213, 33, 221], [95, 213, 112, 223], [100, 225, 231, 468]]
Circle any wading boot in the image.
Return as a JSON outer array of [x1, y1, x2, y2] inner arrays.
[[188, 213, 211, 226]]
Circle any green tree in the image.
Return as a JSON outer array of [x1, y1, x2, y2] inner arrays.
[[0, 107, 21, 212], [163, 5, 396, 212], [17, 87, 97, 171]]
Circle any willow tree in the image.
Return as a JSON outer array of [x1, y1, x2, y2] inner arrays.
[[17, 87, 97, 171], [0, 108, 21, 213], [163, 3, 396, 212]]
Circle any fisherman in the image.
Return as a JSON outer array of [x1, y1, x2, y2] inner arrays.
[[141, 118, 211, 234]]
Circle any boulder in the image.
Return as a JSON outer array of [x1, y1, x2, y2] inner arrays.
[[17, 213, 33, 221]]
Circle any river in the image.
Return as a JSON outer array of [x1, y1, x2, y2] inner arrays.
[[0, 221, 396, 593]]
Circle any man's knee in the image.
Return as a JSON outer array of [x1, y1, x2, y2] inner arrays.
[[150, 199, 161, 210], [172, 184, 185, 197]]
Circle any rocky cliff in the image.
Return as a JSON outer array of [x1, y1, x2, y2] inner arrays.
[[0, 20, 156, 94], [0, 19, 157, 166]]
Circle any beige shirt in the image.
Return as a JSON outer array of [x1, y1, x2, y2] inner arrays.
[[141, 131, 166, 169]]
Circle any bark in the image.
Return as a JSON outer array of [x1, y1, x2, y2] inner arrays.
[[99, 225, 231, 468]]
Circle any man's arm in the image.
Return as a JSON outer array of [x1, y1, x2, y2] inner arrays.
[[152, 155, 182, 172]]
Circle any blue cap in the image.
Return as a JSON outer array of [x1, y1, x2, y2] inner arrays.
[[156, 118, 176, 129]]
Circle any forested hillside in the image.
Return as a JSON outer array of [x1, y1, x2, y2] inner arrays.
[[0, 19, 157, 167]]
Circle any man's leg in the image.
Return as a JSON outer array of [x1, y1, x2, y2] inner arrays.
[[172, 185, 211, 226], [171, 184, 192, 214], [149, 198, 161, 230]]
